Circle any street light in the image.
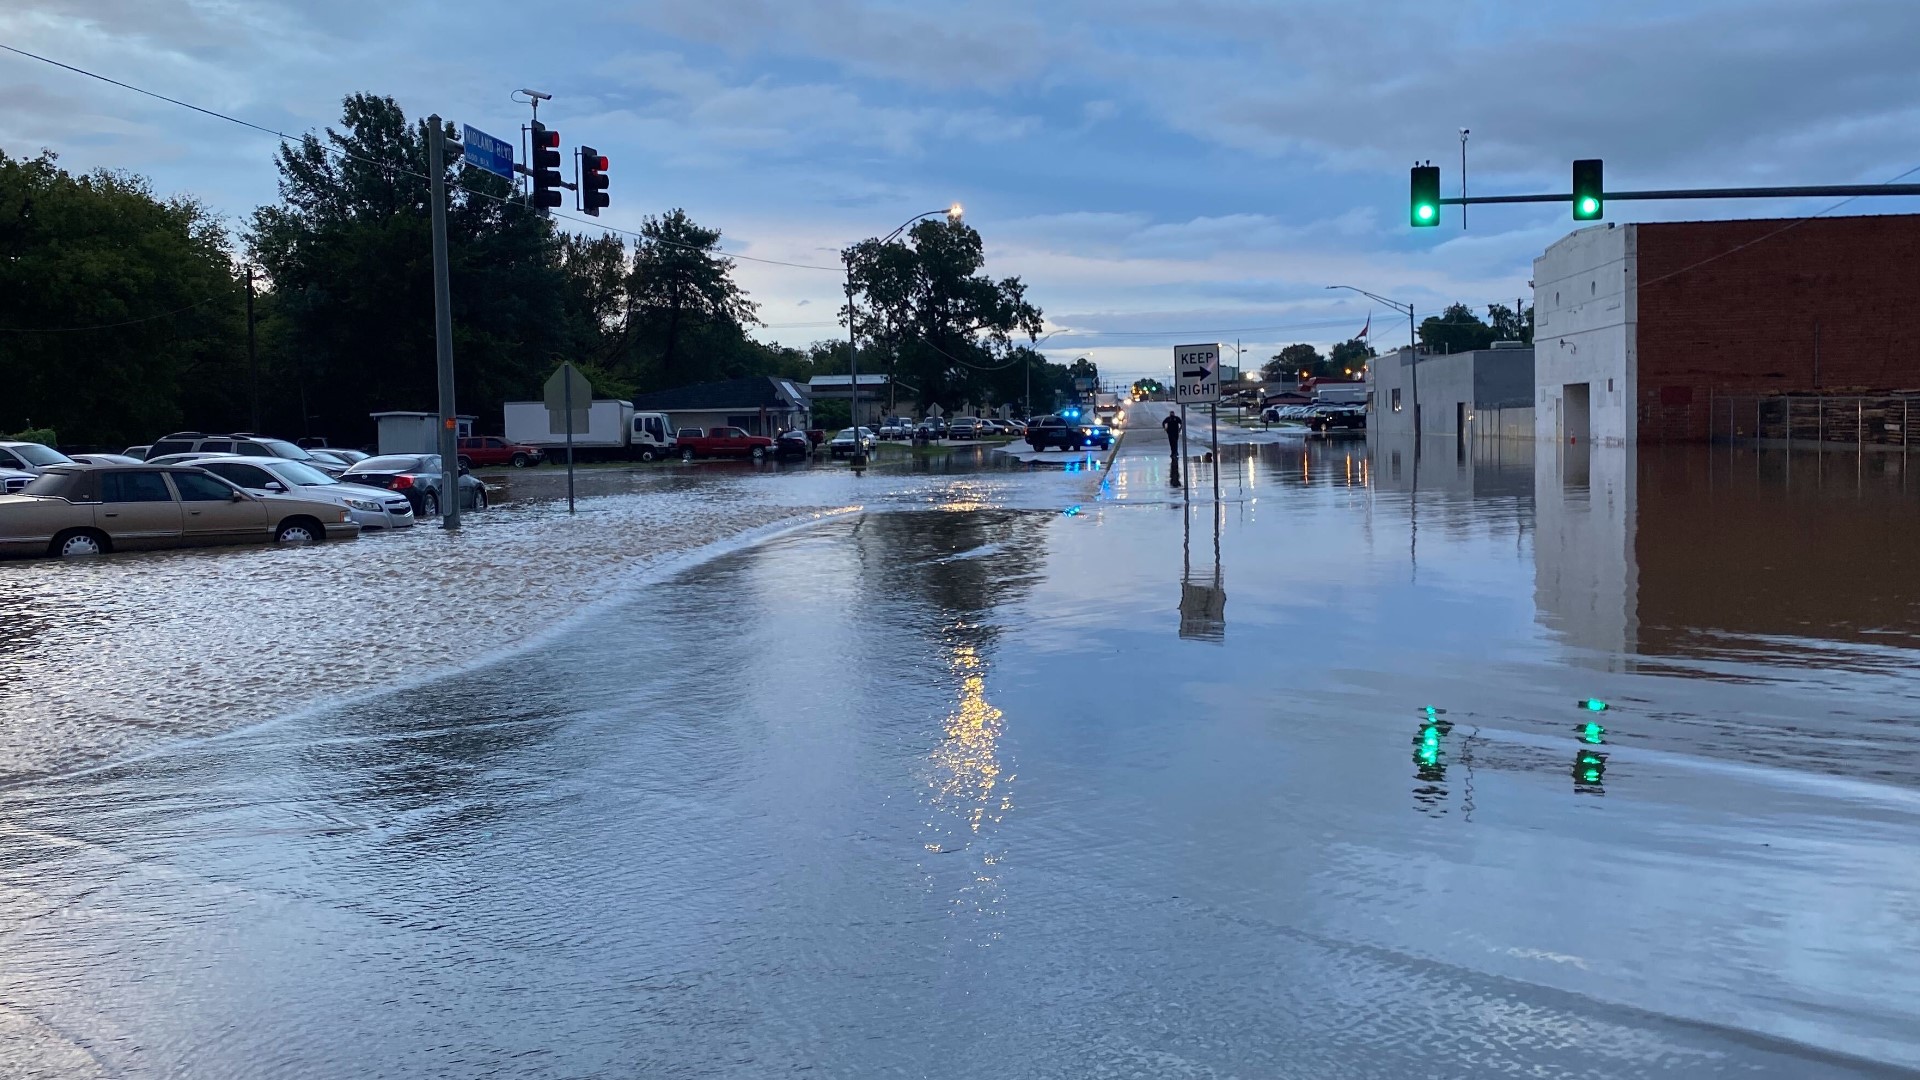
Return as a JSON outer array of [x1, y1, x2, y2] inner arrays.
[[846, 204, 963, 465], [1326, 284, 1418, 438]]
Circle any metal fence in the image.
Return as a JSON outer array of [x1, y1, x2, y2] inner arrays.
[[1709, 394, 1919, 449]]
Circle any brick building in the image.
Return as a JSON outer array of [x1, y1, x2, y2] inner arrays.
[[1532, 213, 1920, 444]]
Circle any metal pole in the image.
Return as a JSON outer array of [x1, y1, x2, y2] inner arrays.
[[1409, 303, 1420, 441], [428, 114, 460, 529], [245, 265, 259, 433], [1180, 403, 1189, 475], [565, 367, 576, 514], [845, 253, 866, 467], [1459, 129, 1468, 231]]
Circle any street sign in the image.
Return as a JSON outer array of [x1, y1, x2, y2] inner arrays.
[[1173, 343, 1220, 403], [461, 124, 515, 180], [544, 363, 592, 434]]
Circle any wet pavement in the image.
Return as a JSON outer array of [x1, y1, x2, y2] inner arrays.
[[4, 412, 1920, 1077]]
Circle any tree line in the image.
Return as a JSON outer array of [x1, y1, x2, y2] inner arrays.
[[1, 93, 1073, 449], [1257, 302, 1534, 382]]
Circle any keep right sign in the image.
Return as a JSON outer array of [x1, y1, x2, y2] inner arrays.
[[1173, 343, 1221, 403]]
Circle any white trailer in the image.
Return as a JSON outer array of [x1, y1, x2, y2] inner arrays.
[[502, 400, 676, 461]]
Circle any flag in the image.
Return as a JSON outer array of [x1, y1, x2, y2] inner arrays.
[[1357, 313, 1371, 340]]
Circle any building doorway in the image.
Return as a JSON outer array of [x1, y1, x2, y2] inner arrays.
[[1563, 382, 1592, 444]]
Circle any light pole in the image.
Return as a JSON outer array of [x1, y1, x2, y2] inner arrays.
[[1326, 285, 1418, 439], [845, 203, 962, 465]]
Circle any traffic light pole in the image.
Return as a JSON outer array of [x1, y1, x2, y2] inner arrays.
[[428, 114, 461, 530], [1440, 183, 1920, 207]]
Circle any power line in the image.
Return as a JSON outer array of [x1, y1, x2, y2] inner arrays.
[[0, 42, 842, 272], [0, 295, 223, 333]]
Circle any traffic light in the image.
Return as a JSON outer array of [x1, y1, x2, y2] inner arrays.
[[1579, 720, 1607, 745], [530, 122, 562, 209], [1410, 164, 1440, 227], [1572, 159, 1604, 221], [579, 145, 609, 216], [1573, 748, 1607, 788]]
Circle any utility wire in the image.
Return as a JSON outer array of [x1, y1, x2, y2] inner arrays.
[[0, 42, 842, 272], [0, 295, 223, 333]]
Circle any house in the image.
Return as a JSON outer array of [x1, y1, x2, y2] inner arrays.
[[627, 377, 809, 436], [806, 374, 891, 427]]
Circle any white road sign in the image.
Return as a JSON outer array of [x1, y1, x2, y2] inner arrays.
[[544, 363, 593, 435], [1173, 343, 1221, 403]]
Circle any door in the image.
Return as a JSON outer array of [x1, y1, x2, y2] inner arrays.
[[168, 470, 270, 543], [1563, 382, 1592, 444], [96, 470, 184, 548], [1456, 402, 1469, 456]]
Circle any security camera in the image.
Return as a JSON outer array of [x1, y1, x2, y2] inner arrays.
[[1460, 127, 1470, 136], [519, 88, 553, 101]]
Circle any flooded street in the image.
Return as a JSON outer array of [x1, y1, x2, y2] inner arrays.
[[4, 418, 1920, 1077]]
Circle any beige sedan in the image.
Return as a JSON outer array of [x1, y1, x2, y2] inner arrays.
[[0, 463, 360, 559]]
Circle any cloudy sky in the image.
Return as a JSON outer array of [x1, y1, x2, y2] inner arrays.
[[5, 0, 1919, 383]]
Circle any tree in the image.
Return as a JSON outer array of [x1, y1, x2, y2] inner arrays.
[[845, 217, 1043, 412], [1328, 338, 1377, 373], [1417, 302, 1496, 354], [622, 209, 759, 388], [1487, 302, 1534, 344], [1264, 343, 1324, 380], [0, 151, 247, 447], [248, 93, 572, 442]]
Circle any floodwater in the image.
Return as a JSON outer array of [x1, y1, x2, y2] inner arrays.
[[3, 415, 1919, 1077]]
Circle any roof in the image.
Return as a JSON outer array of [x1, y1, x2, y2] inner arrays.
[[628, 377, 807, 412]]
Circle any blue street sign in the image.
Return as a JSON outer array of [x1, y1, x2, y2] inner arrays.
[[461, 124, 514, 180]]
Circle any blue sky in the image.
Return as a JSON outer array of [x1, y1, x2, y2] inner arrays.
[[5, 0, 1920, 383]]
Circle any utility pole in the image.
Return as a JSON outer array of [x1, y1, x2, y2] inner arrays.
[[245, 265, 259, 432], [1459, 128, 1469, 230], [844, 253, 866, 466], [428, 114, 461, 528]]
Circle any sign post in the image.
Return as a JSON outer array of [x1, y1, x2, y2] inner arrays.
[[1175, 343, 1221, 483], [545, 363, 592, 514]]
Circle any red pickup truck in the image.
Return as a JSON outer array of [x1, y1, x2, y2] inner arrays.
[[456, 435, 544, 468], [676, 427, 776, 462]]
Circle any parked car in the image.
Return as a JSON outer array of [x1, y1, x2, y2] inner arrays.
[[915, 418, 948, 440], [340, 454, 487, 516], [144, 452, 238, 467], [979, 418, 1011, 436], [0, 441, 76, 474], [194, 456, 416, 529], [828, 427, 877, 458], [0, 464, 359, 559], [773, 430, 814, 462], [1025, 414, 1111, 451], [676, 426, 777, 462], [947, 417, 983, 440], [1, 468, 35, 494], [878, 420, 909, 440], [456, 435, 544, 469], [306, 448, 369, 468], [1308, 406, 1367, 433], [144, 433, 347, 476], [1006, 419, 1028, 435], [65, 453, 146, 466]]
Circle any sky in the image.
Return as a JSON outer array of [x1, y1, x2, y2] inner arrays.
[[5, 0, 1920, 385]]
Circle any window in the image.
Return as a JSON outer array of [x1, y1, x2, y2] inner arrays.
[[148, 440, 194, 456], [1607, 378, 1615, 393], [0, 448, 19, 468], [677, 429, 703, 439], [486, 438, 505, 448], [10, 444, 72, 467], [198, 440, 236, 453], [103, 471, 175, 503], [201, 463, 275, 489], [170, 471, 238, 501], [1391, 388, 1403, 413]]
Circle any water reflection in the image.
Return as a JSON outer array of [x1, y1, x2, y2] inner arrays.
[[1178, 492, 1226, 642]]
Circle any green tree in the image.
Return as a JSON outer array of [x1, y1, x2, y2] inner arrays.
[[1264, 343, 1323, 380], [0, 151, 248, 447], [248, 93, 571, 442], [1328, 338, 1377, 373], [621, 209, 759, 389], [845, 217, 1043, 412], [1417, 302, 1496, 354], [1487, 302, 1534, 344]]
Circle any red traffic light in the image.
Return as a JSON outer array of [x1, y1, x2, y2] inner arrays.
[[537, 128, 559, 149], [591, 155, 608, 171]]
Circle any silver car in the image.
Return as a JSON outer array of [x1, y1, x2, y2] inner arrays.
[[193, 456, 415, 529], [0, 468, 34, 494], [0, 441, 75, 474]]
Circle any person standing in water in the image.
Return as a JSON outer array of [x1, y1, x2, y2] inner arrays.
[[1163, 410, 1184, 487]]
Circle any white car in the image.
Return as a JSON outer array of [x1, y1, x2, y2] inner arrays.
[[828, 427, 876, 458], [0, 467, 34, 494], [192, 456, 416, 529], [0, 441, 75, 474]]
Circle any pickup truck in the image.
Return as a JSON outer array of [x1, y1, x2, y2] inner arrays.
[[456, 435, 543, 469], [676, 427, 776, 462]]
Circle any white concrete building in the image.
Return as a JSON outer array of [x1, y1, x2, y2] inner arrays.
[[1533, 224, 1638, 446]]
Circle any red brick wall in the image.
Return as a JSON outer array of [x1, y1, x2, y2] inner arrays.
[[1633, 214, 1920, 441]]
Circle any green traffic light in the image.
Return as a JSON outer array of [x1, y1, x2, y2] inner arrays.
[[1578, 197, 1599, 216], [1417, 204, 1435, 222]]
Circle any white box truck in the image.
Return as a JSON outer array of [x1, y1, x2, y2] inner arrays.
[[502, 400, 677, 461]]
